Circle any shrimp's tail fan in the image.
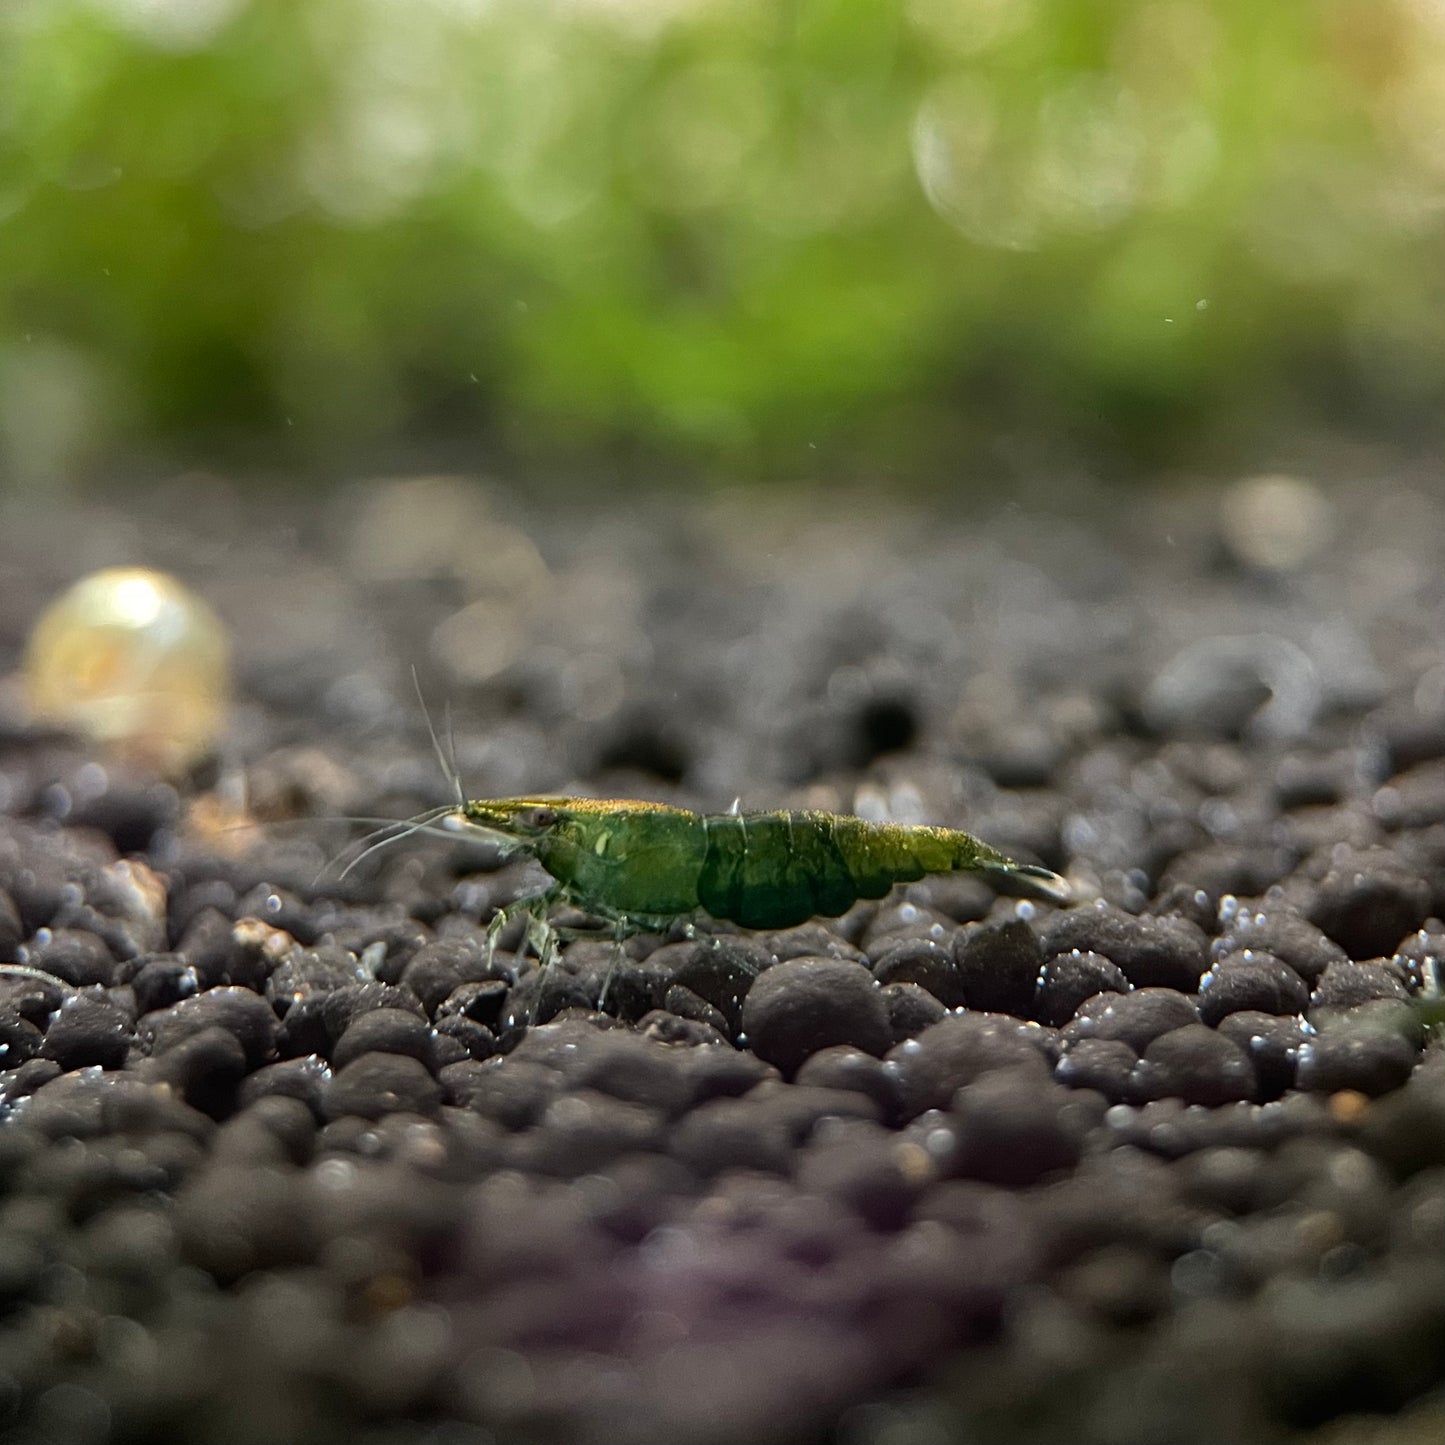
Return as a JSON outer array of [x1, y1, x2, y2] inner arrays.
[[981, 862, 1071, 906]]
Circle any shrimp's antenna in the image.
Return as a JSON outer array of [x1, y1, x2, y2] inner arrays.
[[444, 699, 465, 806], [411, 664, 465, 808], [332, 805, 462, 884]]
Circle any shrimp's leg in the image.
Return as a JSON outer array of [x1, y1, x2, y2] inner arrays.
[[526, 911, 562, 1025], [486, 885, 559, 971], [596, 918, 629, 1013]]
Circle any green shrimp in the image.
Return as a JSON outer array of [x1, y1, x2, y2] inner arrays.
[[461, 796, 1069, 967]]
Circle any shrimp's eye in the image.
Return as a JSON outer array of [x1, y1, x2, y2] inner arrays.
[[525, 806, 558, 830]]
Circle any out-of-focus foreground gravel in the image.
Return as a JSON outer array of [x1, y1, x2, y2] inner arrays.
[[0, 467, 1443, 1445]]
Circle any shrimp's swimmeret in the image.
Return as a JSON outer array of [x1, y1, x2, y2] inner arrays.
[[458, 796, 1070, 941]]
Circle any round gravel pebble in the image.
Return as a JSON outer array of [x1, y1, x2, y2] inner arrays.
[[265, 946, 364, 1012], [1034, 949, 1129, 1027], [0, 1012, 44, 1069], [20, 928, 115, 987], [236, 1056, 331, 1117], [139, 1024, 249, 1107], [323, 1051, 443, 1121], [1197, 950, 1310, 1025], [653, 937, 772, 1030], [399, 940, 492, 1014], [332, 1007, 436, 1071], [320, 981, 426, 1040], [40, 992, 133, 1070], [663, 983, 732, 1036], [795, 1046, 901, 1118], [431, 1015, 496, 1063], [1296, 1021, 1421, 1097], [1054, 1037, 1138, 1101], [881, 981, 948, 1043], [1042, 905, 1209, 991], [141, 986, 277, 1069], [130, 953, 202, 1014], [951, 918, 1044, 1016], [947, 1073, 1091, 1186], [1306, 847, 1432, 959], [794, 1125, 926, 1229], [436, 979, 510, 1029], [1309, 960, 1411, 1012], [740, 958, 891, 1076], [173, 906, 243, 987], [1134, 1024, 1257, 1106], [1214, 908, 1346, 983], [871, 938, 962, 1008], [670, 1097, 794, 1176], [1061, 988, 1200, 1054], [565, 1030, 698, 1117], [885, 1014, 1051, 1119], [1214, 1011, 1312, 1099]]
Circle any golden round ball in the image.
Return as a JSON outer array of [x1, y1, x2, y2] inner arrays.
[[24, 566, 231, 772]]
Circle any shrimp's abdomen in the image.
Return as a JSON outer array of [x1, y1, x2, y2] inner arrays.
[[696, 810, 1020, 929]]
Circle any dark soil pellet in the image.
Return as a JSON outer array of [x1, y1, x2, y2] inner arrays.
[[1135, 1024, 1257, 1106], [39, 992, 133, 1071], [881, 981, 948, 1043], [946, 1073, 1090, 1186], [172, 906, 243, 987], [323, 1051, 443, 1121], [130, 953, 202, 1013], [513, 1091, 664, 1178], [669, 1097, 794, 1177], [175, 1163, 317, 1281], [1214, 908, 1347, 984], [139, 1024, 249, 1107], [636, 1008, 730, 1048], [320, 981, 426, 1040], [740, 957, 891, 1075], [1215, 1011, 1312, 1099], [564, 1030, 698, 1117], [1296, 1021, 1421, 1097], [885, 1015, 1051, 1120], [1034, 949, 1129, 1027], [236, 1056, 331, 1117], [870, 938, 962, 1008], [1054, 1037, 1139, 1101], [21, 927, 117, 987], [0, 1011, 44, 1069], [1197, 950, 1311, 1024], [141, 985, 277, 1069], [1306, 847, 1433, 959], [648, 937, 770, 1030], [328, 914, 433, 984], [795, 1046, 901, 1118], [265, 945, 365, 1012], [436, 978, 510, 1029], [1309, 959, 1412, 1012], [1042, 904, 1210, 991], [456, 1058, 559, 1130], [795, 1124, 926, 1229], [431, 1015, 496, 1063], [400, 939, 493, 1014], [236, 884, 318, 945], [951, 918, 1044, 1016], [332, 1007, 436, 1071], [1062, 987, 1200, 1054], [663, 982, 732, 1036]]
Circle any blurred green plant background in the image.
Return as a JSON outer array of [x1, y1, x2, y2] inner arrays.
[[2, 0, 1442, 486]]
